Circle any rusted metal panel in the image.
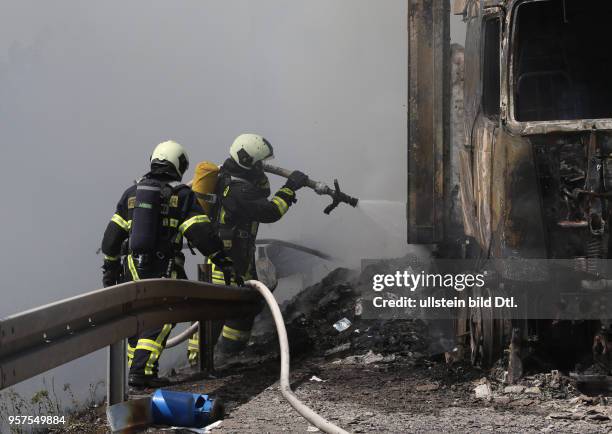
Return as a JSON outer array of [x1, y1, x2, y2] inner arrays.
[[458, 6, 483, 245], [473, 121, 495, 251], [407, 0, 450, 244], [459, 148, 477, 238], [508, 119, 612, 136], [447, 44, 467, 248], [495, 134, 548, 258]]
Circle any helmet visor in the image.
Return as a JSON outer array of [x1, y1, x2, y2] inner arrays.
[[262, 137, 274, 162]]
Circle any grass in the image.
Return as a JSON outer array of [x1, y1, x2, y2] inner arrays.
[[0, 378, 105, 434]]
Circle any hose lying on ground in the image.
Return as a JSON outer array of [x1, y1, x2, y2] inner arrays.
[[164, 280, 349, 433], [245, 280, 350, 434]]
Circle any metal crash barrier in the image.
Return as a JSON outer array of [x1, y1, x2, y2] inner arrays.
[[0, 279, 260, 404]]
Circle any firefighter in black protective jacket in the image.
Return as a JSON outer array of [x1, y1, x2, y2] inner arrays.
[[101, 140, 232, 388], [187, 133, 308, 363]]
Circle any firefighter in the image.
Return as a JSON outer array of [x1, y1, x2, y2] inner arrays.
[[101, 140, 232, 388], [188, 134, 308, 363]]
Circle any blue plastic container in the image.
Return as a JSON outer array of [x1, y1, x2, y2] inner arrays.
[[151, 389, 221, 428]]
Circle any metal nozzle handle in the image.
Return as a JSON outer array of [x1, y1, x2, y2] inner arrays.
[[262, 163, 359, 214]]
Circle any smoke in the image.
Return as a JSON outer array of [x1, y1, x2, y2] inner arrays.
[[0, 0, 466, 410]]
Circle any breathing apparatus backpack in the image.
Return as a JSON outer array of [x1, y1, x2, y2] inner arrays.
[[129, 177, 183, 256], [197, 162, 265, 277], [191, 161, 220, 214], [192, 161, 265, 279]]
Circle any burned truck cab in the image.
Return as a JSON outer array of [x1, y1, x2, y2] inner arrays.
[[451, 0, 612, 369], [459, 0, 612, 262]]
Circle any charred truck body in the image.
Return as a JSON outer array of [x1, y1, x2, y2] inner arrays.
[[408, 0, 612, 372]]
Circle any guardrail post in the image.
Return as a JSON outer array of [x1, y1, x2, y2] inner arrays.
[[107, 339, 126, 405], [198, 320, 214, 374], [197, 263, 215, 375]]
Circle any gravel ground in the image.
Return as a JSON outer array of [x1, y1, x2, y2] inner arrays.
[[146, 355, 612, 434]]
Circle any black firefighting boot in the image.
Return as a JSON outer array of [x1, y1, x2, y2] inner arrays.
[[128, 374, 171, 389]]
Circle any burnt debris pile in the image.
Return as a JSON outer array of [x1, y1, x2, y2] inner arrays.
[[235, 258, 431, 365]]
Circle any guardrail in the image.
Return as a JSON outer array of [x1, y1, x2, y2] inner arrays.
[[0, 279, 261, 404]]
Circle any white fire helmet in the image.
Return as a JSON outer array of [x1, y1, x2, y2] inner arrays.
[[229, 134, 274, 169], [150, 140, 189, 177]]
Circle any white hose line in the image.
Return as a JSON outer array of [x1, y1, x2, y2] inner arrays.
[[246, 280, 350, 434], [165, 322, 199, 348]]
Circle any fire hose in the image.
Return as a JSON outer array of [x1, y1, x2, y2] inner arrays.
[[246, 280, 350, 434], [165, 322, 199, 348], [166, 281, 349, 433]]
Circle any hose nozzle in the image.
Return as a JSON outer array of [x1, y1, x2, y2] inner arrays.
[[262, 162, 359, 214], [322, 179, 359, 215]]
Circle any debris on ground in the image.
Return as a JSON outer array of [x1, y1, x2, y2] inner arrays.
[[415, 383, 440, 392], [504, 385, 526, 394], [333, 350, 395, 365], [60, 257, 612, 433], [324, 342, 351, 356], [474, 382, 493, 399], [333, 318, 352, 332]]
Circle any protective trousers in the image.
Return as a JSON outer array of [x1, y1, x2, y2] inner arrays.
[[125, 254, 177, 377], [128, 324, 174, 376]]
